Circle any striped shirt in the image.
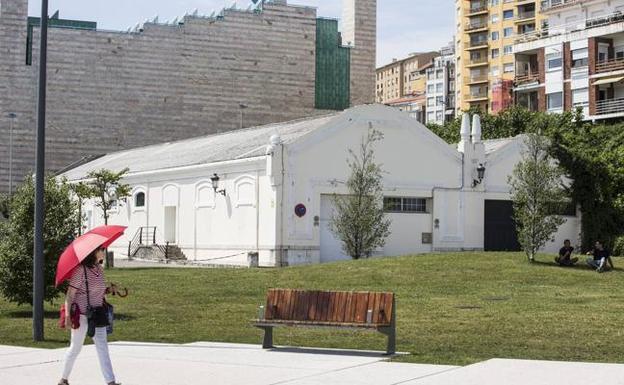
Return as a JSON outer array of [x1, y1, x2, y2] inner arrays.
[[68, 264, 106, 314]]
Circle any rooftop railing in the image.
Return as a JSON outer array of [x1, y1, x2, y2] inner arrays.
[[466, 20, 488, 31], [515, 11, 624, 44]]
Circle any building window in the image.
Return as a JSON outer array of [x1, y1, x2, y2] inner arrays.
[[547, 53, 562, 70], [490, 0, 499, 5], [384, 197, 428, 214], [427, 111, 435, 122], [436, 83, 444, 93], [547, 92, 563, 111], [503, 10, 513, 20], [504, 63, 514, 73], [491, 31, 499, 40], [427, 84, 434, 93], [427, 97, 435, 107], [572, 88, 589, 107], [436, 70, 444, 79], [436, 111, 443, 121], [504, 45, 513, 55], [491, 13, 499, 23], [572, 48, 588, 68], [491, 66, 500, 76], [134, 192, 145, 208], [491, 49, 499, 58], [436, 96, 444, 105], [503, 27, 513, 37]]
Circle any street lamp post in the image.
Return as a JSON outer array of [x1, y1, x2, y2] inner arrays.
[[7, 113, 16, 197], [33, 0, 49, 342]]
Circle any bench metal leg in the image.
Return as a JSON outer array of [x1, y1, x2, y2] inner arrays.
[[261, 326, 273, 349], [379, 325, 396, 355]]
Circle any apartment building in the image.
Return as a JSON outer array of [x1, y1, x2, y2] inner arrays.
[[425, 42, 457, 125], [376, 52, 439, 104], [514, 0, 624, 120], [456, 0, 545, 113]]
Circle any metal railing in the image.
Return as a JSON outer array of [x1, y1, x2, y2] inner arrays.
[[595, 97, 624, 115], [516, 11, 536, 20], [467, 91, 488, 99], [466, 20, 488, 31], [468, 56, 488, 65], [467, 2, 488, 14], [469, 75, 489, 83], [541, 0, 581, 12], [515, 71, 540, 84], [127, 226, 157, 257], [465, 40, 488, 49], [516, 11, 624, 44], [596, 57, 624, 74]]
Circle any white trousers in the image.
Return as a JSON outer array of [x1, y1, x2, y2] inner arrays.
[[61, 315, 116, 383]]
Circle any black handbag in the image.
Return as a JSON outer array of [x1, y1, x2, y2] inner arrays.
[[83, 266, 109, 338]]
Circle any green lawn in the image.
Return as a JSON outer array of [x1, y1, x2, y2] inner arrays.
[[1, 252, 623, 366]]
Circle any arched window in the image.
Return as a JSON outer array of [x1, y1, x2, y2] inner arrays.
[[134, 191, 145, 208]]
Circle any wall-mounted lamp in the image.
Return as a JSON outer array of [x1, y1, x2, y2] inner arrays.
[[472, 164, 486, 188], [210, 173, 226, 196]]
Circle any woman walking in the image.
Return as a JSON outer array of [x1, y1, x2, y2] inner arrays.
[[58, 246, 120, 385]]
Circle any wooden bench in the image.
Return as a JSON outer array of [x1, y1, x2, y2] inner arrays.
[[253, 289, 396, 355]]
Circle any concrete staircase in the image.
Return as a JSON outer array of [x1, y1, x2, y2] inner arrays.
[[133, 244, 187, 262]]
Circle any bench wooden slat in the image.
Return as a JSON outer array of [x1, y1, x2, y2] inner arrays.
[[354, 292, 368, 323]]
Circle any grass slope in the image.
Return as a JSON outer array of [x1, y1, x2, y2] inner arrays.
[[1, 252, 623, 365]]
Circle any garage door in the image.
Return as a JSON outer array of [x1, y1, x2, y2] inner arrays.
[[484, 200, 521, 251], [320, 194, 351, 263]]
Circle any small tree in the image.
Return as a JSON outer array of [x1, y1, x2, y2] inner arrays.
[[85, 168, 131, 226], [0, 194, 9, 219], [0, 175, 78, 305], [509, 133, 566, 262], [83, 168, 131, 268], [330, 129, 391, 260], [70, 182, 94, 235]]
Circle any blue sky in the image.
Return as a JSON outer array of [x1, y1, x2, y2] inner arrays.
[[28, 0, 454, 66]]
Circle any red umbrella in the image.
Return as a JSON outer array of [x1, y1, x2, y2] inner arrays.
[[55, 225, 127, 287]]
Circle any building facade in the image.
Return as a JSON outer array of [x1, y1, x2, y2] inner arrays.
[[63, 105, 581, 267], [375, 52, 439, 104], [0, 0, 377, 194], [514, 0, 624, 120], [425, 42, 457, 125], [456, 0, 545, 113]]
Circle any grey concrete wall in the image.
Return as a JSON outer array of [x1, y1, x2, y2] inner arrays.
[[343, 0, 376, 106], [0, 0, 375, 194]]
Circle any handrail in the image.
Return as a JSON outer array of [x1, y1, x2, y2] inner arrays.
[[596, 57, 624, 73], [515, 71, 540, 83], [127, 226, 158, 257], [595, 97, 624, 115]]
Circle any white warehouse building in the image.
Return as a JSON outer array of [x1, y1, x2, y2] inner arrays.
[[61, 105, 580, 267]]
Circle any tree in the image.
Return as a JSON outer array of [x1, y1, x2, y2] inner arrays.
[[330, 129, 391, 260], [84, 168, 131, 226], [83, 168, 131, 268], [0, 175, 78, 305], [0, 194, 9, 219], [509, 133, 566, 262], [69, 182, 94, 235]]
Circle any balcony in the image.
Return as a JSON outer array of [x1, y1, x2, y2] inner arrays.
[[466, 91, 488, 101], [467, 1, 488, 15], [468, 74, 489, 84], [515, 71, 540, 84], [516, 11, 624, 44], [595, 97, 624, 116], [516, 11, 536, 21], [596, 58, 624, 74], [467, 56, 488, 66], [541, 0, 581, 12], [465, 20, 488, 32], [464, 40, 489, 50]]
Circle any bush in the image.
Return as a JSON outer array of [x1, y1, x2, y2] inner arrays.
[[0, 175, 78, 305], [613, 236, 624, 257]]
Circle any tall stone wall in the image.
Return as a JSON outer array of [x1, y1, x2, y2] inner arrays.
[[343, 0, 376, 106], [0, 0, 376, 194]]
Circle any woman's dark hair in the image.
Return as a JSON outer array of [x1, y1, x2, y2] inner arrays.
[[81, 248, 102, 267]]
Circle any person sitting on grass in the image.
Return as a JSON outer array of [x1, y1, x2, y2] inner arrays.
[[586, 241, 615, 273], [555, 239, 578, 266]]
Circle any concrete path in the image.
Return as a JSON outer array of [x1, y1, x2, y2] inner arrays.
[[1, 342, 623, 385]]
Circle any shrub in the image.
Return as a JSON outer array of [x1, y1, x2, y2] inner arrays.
[[0, 175, 78, 305], [613, 236, 624, 257]]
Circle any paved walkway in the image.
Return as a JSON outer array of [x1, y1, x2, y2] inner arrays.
[[1, 342, 623, 384]]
